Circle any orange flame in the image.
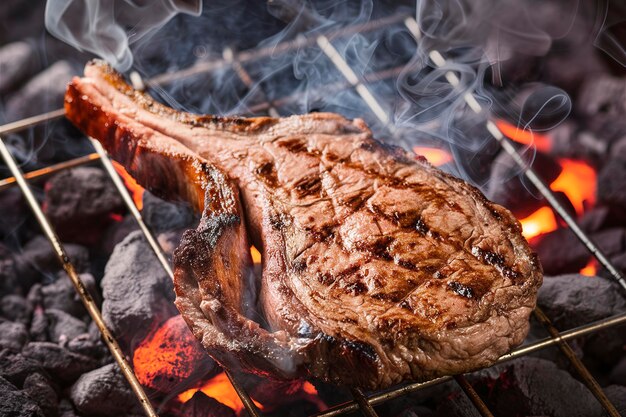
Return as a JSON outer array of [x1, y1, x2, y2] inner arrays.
[[519, 206, 558, 239], [580, 258, 597, 276], [551, 159, 596, 216], [413, 147, 453, 166], [519, 158, 597, 240], [112, 161, 145, 210], [133, 315, 207, 391], [250, 246, 262, 264], [496, 120, 552, 153], [177, 372, 264, 413]]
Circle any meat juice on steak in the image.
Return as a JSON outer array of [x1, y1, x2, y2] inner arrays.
[[64, 60, 542, 389]]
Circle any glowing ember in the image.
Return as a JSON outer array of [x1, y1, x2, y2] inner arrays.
[[496, 120, 552, 153], [413, 146, 453, 166], [300, 381, 327, 411], [302, 381, 318, 396], [133, 315, 208, 392], [520, 206, 558, 239], [580, 258, 597, 276], [108, 213, 123, 222], [112, 161, 145, 210], [550, 159, 596, 216], [250, 246, 262, 264], [177, 372, 264, 413]]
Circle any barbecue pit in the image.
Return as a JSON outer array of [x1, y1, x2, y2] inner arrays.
[[1, 1, 626, 416]]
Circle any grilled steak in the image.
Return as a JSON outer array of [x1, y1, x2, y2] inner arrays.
[[65, 61, 542, 389]]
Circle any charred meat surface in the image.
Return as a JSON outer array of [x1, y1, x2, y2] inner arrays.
[[64, 61, 542, 389]]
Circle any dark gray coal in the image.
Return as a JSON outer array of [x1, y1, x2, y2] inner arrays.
[[22, 342, 100, 384], [0, 41, 41, 95], [470, 357, 605, 417], [28, 307, 49, 343], [0, 188, 31, 246], [598, 158, 626, 213], [605, 385, 626, 416], [45, 309, 88, 344], [578, 74, 626, 142], [538, 274, 626, 366], [69, 363, 142, 417], [0, 349, 44, 388], [4, 60, 74, 123], [45, 167, 125, 245], [532, 227, 626, 275], [613, 136, 626, 160], [538, 274, 626, 328], [489, 1, 606, 93], [0, 321, 29, 352], [101, 230, 177, 351], [23, 372, 59, 417], [40, 273, 97, 319], [14, 236, 90, 290], [549, 121, 609, 162], [65, 333, 108, 360], [532, 229, 591, 275], [611, 357, 626, 388], [102, 214, 139, 254], [433, 388, 481, 417], [0, 294, 33, 323], [580, 206, 613, 233], [0, 375, 45, 417], [142, 190, 195, 234], [0, 242, 19, 297]]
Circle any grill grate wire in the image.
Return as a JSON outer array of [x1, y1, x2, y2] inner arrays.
[[1, 12, 626, 417], [0, 140, 160, 417]]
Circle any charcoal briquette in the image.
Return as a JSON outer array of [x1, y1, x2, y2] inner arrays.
[[0, 376, 44, 417], [23, 372, 58, 417], [0, 321, 29, 352], [0, 294, 32, 323], [69, 363, 142, 417], [45, 309, 87, 344], [22, 342, 99, 385]]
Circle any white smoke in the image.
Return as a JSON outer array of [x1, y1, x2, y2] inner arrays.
[[45, 0, 202, 71]]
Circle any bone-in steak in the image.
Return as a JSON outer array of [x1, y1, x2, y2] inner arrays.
[[65, 61, 542, 389]]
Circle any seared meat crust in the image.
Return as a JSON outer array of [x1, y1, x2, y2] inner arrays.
[[65, 61, 542, 389]]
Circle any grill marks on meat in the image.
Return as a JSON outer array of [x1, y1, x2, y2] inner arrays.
[[65, 61, 542, 389]]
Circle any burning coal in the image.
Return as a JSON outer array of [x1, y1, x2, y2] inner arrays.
[[132, 315, 213, 393], [1, 0, 625, 416], [177, 372, 264, 413]]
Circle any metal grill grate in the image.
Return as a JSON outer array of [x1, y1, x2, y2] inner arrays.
[[1, 12, 626, 417]]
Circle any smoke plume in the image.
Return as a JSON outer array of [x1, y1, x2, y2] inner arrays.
[[45, 0, 202, 71]]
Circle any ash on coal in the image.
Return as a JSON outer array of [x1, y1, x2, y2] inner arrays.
[[70, 363, 143, 417], [23, 372, 58, 417], [101, 230, 177, 351], [22, 342, 100, 384], [537, 274, 626, 365], [0, 376, 45, 417]]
